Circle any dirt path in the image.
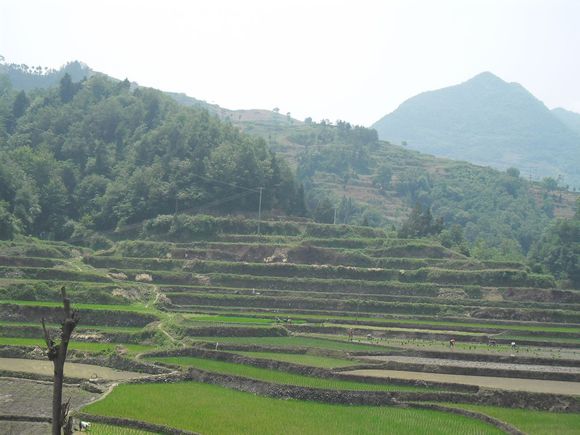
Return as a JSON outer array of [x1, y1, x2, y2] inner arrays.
[[360, 355, 580, 374], [0, 358, 149, 381], [342, 369, 580, 395], [157, 322, 179, 345]]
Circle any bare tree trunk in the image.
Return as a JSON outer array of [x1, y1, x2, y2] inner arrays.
[[42, 286, 79, 435]]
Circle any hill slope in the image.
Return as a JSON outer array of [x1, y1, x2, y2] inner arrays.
[[552, 107, 580, 137], [245, 118, 579, 256], [0, 74, 304, 241], [372, 72, 580, 186], [2, 59, 577, 258]]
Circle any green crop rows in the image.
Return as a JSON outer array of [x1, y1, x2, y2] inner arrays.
[[147, 356, 422, 391], [83, 382, 502, 435]]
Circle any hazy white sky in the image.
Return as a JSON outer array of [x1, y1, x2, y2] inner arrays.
[[1, 0, 579, 125]]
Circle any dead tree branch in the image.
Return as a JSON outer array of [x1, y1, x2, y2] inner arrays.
[[42, 286, 79, 435]]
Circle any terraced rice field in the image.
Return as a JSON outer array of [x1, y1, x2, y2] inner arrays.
[[343, 369, 580, 395], [147, 356, 433, 392], [85, 424, 148, 434], [0, 358, 150, 380], [188, 336, 388, 352], [0, 337, 153, 354], [361, 355, 580, 375], [233, 351, 358, 368], [83, 382, 503, 434], [2, 222, 580, 433], [444, 404, 580, 435]]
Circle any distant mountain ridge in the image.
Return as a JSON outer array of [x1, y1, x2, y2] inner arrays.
[[0, 59, 92, 91], [0, 57, 297, 128], [372, 72, 580, 187]]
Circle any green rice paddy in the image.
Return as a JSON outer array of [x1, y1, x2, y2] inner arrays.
[[84, 382, 502, 434], [446, 404, 580, 435], [146, 356, 432, 392], [188, 336, 387, 352], [0, 337, 152, 353], [234, 351, 358, 368]]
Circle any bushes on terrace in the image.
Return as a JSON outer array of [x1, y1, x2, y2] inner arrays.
[[142, 214, 302, 241], [140, 214, 389, 242]]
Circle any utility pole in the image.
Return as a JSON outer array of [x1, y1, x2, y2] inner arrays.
[[333, 206, 337, 225], [257, 187, 263, 235]]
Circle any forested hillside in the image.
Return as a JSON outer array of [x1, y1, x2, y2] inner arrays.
[[0, 58, 92, 91], [0, 73, 304, 241], [530, 206, 580, 288], [372, 72, 580, 187], [246, 117, 578, 260], [1, 60, 577, 265]]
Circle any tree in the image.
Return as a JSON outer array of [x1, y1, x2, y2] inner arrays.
[[59, 73, 75, 103], [372, 163, 393, 192], [398, 203, 443, 238], [42, 287, 79, 435], [312, 197, 335, 224], [542, 177, 559, 192], [12, 90, 29, 118], [440, 224, 470, 256], [529, 217, 580, 287], [0, 200, 20, 239], [506, 167, 520, 178]]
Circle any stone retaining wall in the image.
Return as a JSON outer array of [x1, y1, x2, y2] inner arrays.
[[352, 360, 580, 382], [353, 348, 580, 368], [126, 367, 580, 412], [74, 412, 198, 435], [0, 304, 158, 327], [143, 347, 476, 392]]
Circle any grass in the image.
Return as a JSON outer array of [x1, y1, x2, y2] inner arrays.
[[84, 382, 502, 434], [0, 299, 159, 314], [0, 337, 152, 354], [234, 351, 358, 368], [0, 320, 142, 333], [201, 309, 580, 334], [82, 423, 147, 434], [188, 335, 388, 352], [499, 335, 580, 344], [324, 323, 488, 337], [184, 314, 276, 324], [147, 356, 431, 391], [445, 404, 580, 435]]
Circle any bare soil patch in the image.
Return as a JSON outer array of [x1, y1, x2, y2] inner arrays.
[[0, 421, 50, 434], [0, 358, 150, 381], [0, 378, 97, 416], [342, 369, 580, 395], [361, 355, 580, 374]]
